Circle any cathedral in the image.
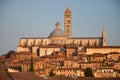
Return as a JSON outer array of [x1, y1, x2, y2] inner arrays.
[[17, 7, 107, 56]]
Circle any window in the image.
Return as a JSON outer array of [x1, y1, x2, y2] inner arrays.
[[67, 29, 69, 32], [92, 57, 95, 59], [67, 26, 69, 28], [66, 65, 68, 67], [68, 20, 71, 23], [79, 65, 81, 68]]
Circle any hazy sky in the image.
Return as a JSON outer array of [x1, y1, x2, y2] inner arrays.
[[0, 0, 120, 55]]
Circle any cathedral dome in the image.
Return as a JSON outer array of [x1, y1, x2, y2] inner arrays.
[[49, 22, 66, 38], [49, 29, 66, 38]]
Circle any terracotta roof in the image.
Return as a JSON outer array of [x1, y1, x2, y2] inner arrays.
[[71, 37, 102, 39], [0, 72, 11, 80], [11, 52, 32, 55], [92, 53, 105, 57], [65, 44, 77, 49], [42, 76, 120, 80], [20, 37, 102, 39], [9, 72, 40, 80], [86, 46, 120, 48], [79, 61, 101, 64], [39, 45, 62, 48], [56, 68, 81, 70], [0, 72, 120, 80], [20, 37, 48, 39], [21, 60, 40, 64], [109, 52, 120, 54]]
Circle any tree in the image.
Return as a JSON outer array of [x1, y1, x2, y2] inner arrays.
[[49, 69, 55, 76], [84, 68, 94, 77], [6, 50, 16, 58], [29, 56, 34, 73]]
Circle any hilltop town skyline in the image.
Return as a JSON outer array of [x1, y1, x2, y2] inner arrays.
[[0, 0, 120, 79], [0, 0, 120, 55]]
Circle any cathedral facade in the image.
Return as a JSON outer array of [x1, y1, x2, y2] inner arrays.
[[17, 7, 107, 56]]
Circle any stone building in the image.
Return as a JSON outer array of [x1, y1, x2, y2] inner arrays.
[[17, 7, 107, 57], [86, 46, 120, 54], [55, 68, 84, 77], [95, 68, 117, 77]]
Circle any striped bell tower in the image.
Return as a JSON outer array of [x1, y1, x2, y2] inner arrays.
[[64, 7, 72, 38]]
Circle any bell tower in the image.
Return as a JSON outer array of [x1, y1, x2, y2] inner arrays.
[[64, 7, 72, 38]]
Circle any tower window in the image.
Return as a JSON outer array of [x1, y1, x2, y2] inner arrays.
[[67, 29, 69, 32], [68, 20, 71, 23]]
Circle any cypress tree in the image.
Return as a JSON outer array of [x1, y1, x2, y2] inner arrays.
[[84, 68, 94, 77], [29, 56, 34, 73], [49, 69, 55, 76]]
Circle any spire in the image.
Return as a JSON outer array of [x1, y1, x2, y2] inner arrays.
[[65, 7, 71, 13], [66, 0, 70, 10], [56, 22, 60, 29], [102, 26, 105, 33], [102, 26, 106, 37], [64, 0, 71, 13], [102, 26, 107, 46]]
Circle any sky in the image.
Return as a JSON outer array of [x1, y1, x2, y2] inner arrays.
[[0, 0, 120, 55]]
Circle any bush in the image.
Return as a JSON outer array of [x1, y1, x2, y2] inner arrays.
[[84, 68, 94, 77]]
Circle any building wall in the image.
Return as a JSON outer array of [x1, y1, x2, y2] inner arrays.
[[17, 47, 29, 52], [55, 68, 84, 77], [39, 48, 60, 56], [10, 53, 31, 60], [107, 53, 120, 61], [17, 37, 102, 52], [114, 62, 120, 69], [86, 47, 120, 54], [22, 63, 30, 72], [95, 69, 117, 77], [20, 39, 27, 46], [64, 60, 73, 68], [66, 48, 76, 58], [79, 62, 100, 69], [66, 38, 101, 46]]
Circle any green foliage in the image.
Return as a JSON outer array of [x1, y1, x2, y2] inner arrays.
[[84, 68, 94, 77], [49, 69, 55, 76], [7, 50, 15, 54], [29, 56, 34, 73], [6, 50, 16, 58]]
